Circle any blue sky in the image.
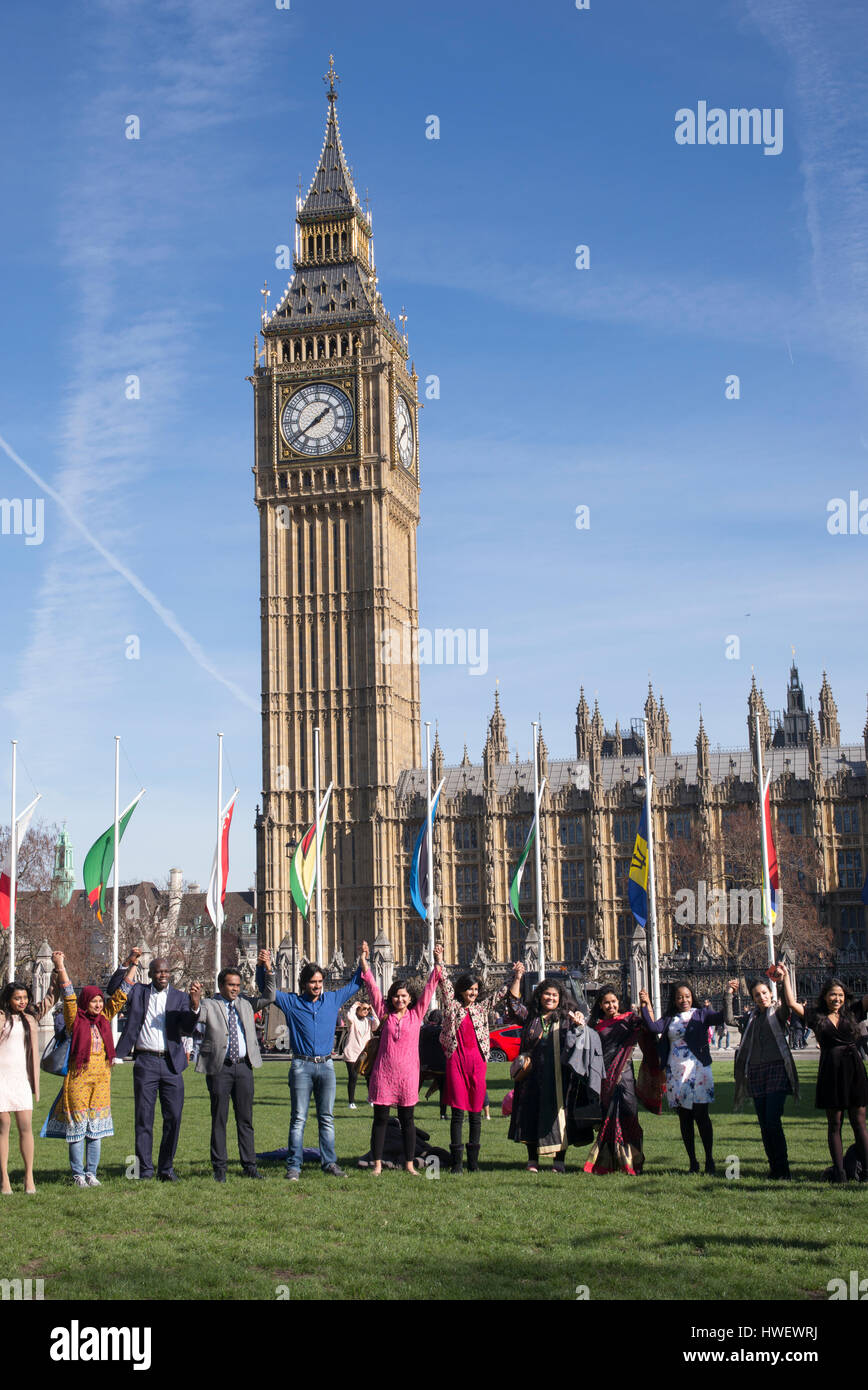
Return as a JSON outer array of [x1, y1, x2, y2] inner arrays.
[[1, 0, 866, 889]]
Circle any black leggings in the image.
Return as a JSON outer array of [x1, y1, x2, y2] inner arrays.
[[371, 1104, 416, 1164], [450, 1109, 482, 1147], [826, 1106, 868, 1175], [677, 1103, 714, 1163], [345, 1059, 362, 1105]]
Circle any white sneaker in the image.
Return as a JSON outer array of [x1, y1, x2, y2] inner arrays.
[[72, 1174, 87, 1188], [348, 1102, 357, 1109], [84, 1174, 101, 1187]]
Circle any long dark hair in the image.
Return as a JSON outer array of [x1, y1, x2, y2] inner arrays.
[[520, 978, 570, 1048], [1, 981, 32, 1013], [665, 979, 697, 1016], [588, 982, 629, 1026], [814, 977, 856, 1019]]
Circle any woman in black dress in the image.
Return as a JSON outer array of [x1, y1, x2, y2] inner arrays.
[[506, 977, 585, 1173], [778, 965, 868, 1182]]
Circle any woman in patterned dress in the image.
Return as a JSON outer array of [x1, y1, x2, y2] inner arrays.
[[41, 950, 136, 1186], [0, 973, 58, 1193], [639, 979, 738, 1174], [585, 985, 658, 1176], [438, 958, 523, 1173], [360, 941, 443, 1175]]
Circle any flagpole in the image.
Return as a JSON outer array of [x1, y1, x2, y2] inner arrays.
[[642, 719, 661, 1017], [755, 715, 776, 973], [113, 737, 121, 977], [9, 741, 17, 983], [532, 722, 545, 982], [216, 733, 223, 992], [425, 722, 433, 961], [314, 726, 323, 965]]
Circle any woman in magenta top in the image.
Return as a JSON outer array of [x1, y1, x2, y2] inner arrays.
[[361, 941, 443, 1175]]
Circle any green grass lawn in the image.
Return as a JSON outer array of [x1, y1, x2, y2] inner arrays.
[[3, 1058, 864, 1301]]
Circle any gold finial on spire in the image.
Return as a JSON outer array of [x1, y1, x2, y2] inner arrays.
[[324, 54, 340, 102], [260, 281, 270, 325]]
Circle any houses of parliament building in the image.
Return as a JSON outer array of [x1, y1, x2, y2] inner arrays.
[[251, 62, 868, 977]]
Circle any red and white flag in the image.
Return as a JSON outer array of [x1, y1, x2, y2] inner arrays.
[[206, 789, 238, 930], [0, 795, 41, 930]]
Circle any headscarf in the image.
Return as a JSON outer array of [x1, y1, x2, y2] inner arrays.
[[69, 987, 116, 1072]]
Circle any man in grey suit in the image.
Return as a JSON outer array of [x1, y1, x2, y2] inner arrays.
[[190, 950, 275, 1182]]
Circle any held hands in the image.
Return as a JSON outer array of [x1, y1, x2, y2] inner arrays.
[[726, 979, 739, 994], [51, 950, 65, 969], [257, 948, 273, 972], [127, 947, 142, 968], [433, 942, 444, 964], [189, 981, 202, 1009], [360, 939, 370, 968], [511, 961, 525, 979], [568, 1009, 585, 1027], [638, 988, 651, 1008]]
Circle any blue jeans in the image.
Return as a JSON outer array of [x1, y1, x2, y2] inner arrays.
[[68, 1138, 101, 1177], [288, 1060, 337, 1171]]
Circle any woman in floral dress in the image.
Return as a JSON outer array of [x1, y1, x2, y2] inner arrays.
[[640, 980, 738, 1174], [360, 941, 443, 1175], [41, 950, 137, 1186]]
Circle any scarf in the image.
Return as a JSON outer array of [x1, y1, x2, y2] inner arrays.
[[69, 987, 115, 1073]]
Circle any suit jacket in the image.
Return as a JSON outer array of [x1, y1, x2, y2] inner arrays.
[[106, 970, 199, 1074], [194, 975, 276, 1076]]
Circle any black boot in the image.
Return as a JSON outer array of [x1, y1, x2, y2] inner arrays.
[[450, 1145, 464, 1175], [466, 1143, 480, 1173]]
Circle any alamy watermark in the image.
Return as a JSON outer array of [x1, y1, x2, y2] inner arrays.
[[674, 880, 781, 933], [380, 623, 488, 677], [675, 103, 783, 156], [0, 497, 44, 545]]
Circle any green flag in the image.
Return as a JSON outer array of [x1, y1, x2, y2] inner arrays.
[[508, 777, 546, 930], [83, 791, 144, 922]]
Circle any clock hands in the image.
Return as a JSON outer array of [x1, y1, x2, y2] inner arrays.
[[308, 405, 331, 430]]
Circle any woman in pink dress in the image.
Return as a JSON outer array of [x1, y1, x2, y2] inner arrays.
[[438, 960, 524, 1173], [360, 941, 443, 1175]]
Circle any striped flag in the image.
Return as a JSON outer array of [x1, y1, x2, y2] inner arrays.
[[409, 779, 444, 921], [206, 789, 238, 930], [290, 783, 333, 917], [762, 780, 779, 925], [0, 795, 41, 930], [82, 791, 144, 923], [508, 778, 546, 930], [628, 803, 650, 927]]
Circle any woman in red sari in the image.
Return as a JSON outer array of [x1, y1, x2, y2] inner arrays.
[[585, 984, 660, 1175]]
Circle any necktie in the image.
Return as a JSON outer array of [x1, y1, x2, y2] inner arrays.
[[227, 1002, 239, 1063]]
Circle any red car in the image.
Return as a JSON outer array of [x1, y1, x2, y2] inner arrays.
[[488, 1022, 523, 1063]]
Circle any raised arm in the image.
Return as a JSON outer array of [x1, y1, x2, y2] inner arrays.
[[637, 989, 667, 1035], [31, 970, 59, 1022], [438, 970, 455, 1011], [413, 943, 444, 1018], [724, 980, 739, 1026], [250, 949, 277, 1010], [105, 959, 137, 1021], [52, 951, 77, 1029], [359, 942, 385, 1018], [773, 964, 803, 1018]]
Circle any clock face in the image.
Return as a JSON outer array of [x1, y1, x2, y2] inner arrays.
[[281, 383, 354, 457], [395, 395, 414, 468]]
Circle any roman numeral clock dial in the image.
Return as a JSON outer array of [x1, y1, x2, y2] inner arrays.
[[281, 382, 354, 457]]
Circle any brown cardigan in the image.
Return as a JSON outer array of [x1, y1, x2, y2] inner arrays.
[[0, 986, 57, 1104]]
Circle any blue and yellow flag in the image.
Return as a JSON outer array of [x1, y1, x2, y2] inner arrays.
[[628, 803, 650, 927]]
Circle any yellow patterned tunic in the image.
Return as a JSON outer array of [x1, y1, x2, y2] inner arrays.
[[42, 984, 129, 1142]]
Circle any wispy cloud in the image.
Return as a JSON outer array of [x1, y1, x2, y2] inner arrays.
[[742, 0, 868, 376]]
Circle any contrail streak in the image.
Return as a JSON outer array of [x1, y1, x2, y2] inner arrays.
[[0, 430, 258, 713]]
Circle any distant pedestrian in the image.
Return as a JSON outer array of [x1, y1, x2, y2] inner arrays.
[[341, 999, 378, 1108]]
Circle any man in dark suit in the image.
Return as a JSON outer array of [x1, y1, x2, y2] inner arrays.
[[107, 948, 199, 1182], [190, 951, 275, 1182]]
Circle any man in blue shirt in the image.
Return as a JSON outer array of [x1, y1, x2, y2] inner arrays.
[[260, 940, 369, 1180]]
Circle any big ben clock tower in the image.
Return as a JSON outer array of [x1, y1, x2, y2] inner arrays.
[[253, 58, 422, 963]]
